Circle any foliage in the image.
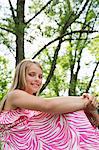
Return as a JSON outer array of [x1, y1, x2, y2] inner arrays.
[[88, 36, 99, 61], [0, 56, 12, 100], [0, 0, 99, 96]]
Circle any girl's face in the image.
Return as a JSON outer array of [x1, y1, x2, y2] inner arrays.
[[25, 63, 43, 95]]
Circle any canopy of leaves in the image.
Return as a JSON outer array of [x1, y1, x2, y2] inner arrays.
[[0, 0, 99, 97], [0, 56, 12, 100]]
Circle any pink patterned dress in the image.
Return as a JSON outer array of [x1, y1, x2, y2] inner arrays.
[[0, 108, 99, 150]]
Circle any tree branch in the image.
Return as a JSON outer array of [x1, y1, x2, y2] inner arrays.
[[62, 0, 90, 32], [8, 0, 16, 23], [85, 61, 99, 93], [0, 26, 15, 34], [40, 39, 63, 93], [32, 0, 93, 59], [25, 0, 52, 25], [32, 29, 97, 59], [74, 0, 92, 63], [71, 0, 92, 82]]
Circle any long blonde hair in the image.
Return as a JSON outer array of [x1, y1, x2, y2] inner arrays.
[[0, 59, 42, 112]]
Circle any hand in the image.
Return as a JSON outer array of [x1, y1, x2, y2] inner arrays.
[[82, 93, 98, 111], [81, 93, 99, 127]]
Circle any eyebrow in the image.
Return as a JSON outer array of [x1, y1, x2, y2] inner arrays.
[[28, 71, 42, 75]]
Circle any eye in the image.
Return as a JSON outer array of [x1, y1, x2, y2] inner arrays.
[[28, 72, 36, 77], [39, 74, 43, 79]]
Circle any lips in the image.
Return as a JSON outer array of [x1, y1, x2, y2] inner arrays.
[[31, 83, 40, 88]]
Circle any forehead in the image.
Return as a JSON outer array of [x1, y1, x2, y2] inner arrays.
[[27, 63, 42, 74]]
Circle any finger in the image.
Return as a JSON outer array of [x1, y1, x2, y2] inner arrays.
[[92, 97, 97, 107], [87, 94, 94, 101], [97, 103, 99, 109], [82, 93, 95, 103], [81, 93, 92, 104], [82, 93, 89, 99]]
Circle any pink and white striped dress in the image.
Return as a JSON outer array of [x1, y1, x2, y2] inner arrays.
[[0, 108, 99, 150]]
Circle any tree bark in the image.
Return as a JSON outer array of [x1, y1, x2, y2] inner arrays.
[[15, 0, 25, 65]]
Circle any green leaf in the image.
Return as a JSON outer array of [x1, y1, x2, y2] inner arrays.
[[86, 10, 96, 22]]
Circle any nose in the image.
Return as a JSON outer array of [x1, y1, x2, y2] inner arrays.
[[35, 75, 40, 81]]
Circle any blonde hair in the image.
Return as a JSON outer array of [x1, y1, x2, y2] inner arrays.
[[0, 59, 42, 112]]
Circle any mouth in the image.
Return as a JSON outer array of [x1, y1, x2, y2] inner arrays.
[[31, 83, 40, 88]]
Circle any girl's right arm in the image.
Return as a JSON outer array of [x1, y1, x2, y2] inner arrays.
[[7, 90, 93, 114]]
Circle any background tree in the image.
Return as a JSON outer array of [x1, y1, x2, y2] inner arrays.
[[0, 0, 99, 97]]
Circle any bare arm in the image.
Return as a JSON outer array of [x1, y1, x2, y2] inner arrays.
[[7, 90, 90, 114], [45, 96, 88, 113]]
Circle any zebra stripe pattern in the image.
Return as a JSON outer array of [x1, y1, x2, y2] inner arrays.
[[0, 109, 99, 150]]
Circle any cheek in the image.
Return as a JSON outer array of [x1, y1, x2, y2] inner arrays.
[[38, 80, 42, 88], [40, 79, 42, 84], [26, 76, 33, 83]]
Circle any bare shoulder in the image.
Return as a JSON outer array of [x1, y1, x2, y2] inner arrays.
[[7, 90, 50, 111], [9, 90, 27, 98], [3, 90, 27, 110], [7, 90, 29, 104], [7, 90, 33, 109]]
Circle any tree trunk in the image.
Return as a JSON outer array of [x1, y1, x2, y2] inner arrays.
[[15, 0, 25, 65]]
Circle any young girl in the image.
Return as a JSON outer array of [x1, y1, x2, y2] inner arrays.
[[0, 59, 99, 150]]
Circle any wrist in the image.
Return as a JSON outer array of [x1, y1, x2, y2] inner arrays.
[[80, 97, 89, 109]]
